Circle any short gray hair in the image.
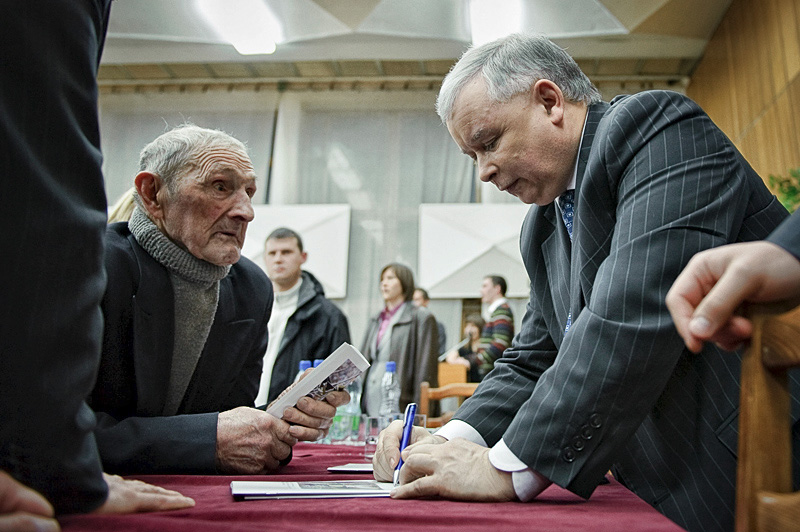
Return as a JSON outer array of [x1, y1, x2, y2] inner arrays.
[[436, 33, 601, 124], [135, 124, 249, 204]]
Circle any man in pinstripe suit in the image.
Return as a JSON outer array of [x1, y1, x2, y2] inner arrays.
[[374, 34, 797, 532]]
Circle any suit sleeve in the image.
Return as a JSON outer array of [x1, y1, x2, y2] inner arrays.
[[0, 0, 112, 514], [94, 411, 219, 474], [768, 211, 800, 259], [455, 258, 559, 446]]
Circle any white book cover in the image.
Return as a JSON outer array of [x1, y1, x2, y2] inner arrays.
[[266, 343, 369, 418], [327, 463, 374, 474], [231, 480, 392, 500]]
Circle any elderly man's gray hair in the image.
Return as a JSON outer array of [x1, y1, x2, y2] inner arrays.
[[436, 33, 601, 125], [137, 124, 249, 196]]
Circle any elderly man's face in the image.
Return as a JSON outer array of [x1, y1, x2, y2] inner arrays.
[[447, 77, 577, 206], [160, 147, 257, 266]]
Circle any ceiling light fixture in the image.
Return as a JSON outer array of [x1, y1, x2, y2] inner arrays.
[[469, 0, 523, 46], [196, 0, 283, 55]]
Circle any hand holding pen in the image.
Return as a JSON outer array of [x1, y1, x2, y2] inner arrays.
[[393, 402, 417, 486]]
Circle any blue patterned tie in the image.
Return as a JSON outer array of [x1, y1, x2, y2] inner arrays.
[[560, 189, 575, 334], [560, 189, 575, 240]]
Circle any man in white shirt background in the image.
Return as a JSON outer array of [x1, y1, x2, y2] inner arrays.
[[256, 227, 350, 406]]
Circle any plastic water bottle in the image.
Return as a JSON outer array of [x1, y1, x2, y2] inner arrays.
[[293, 359, 312, 383], [329, 376, 363, 444], [378, 361, 401, 424], [344, 376, 363, 442]]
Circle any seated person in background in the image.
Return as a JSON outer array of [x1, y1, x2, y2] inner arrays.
[[445, 313, 486, 382], [412, 288, 447, 355], [91, 124, 347, 475], [256, 227, 351, 405], [361, 263, 439, 416]]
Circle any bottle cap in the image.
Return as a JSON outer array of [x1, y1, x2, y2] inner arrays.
[[386, 361, 396, 372], [313, 359, 323, 368], [299, 360, 312, 371]]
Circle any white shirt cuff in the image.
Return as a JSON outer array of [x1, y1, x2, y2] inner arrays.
[[489, 439, 551, 502], [435, 420, 487, 447]]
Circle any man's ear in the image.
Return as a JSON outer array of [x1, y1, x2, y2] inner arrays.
[[532, 79, 565, 124], [134, 171, 165, 220]]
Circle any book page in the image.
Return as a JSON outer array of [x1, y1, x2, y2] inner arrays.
[[231, 480, 392, 500], [265, 343, 369, 418]]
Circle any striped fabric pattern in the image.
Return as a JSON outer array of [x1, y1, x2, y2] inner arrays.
[[477, 302, 514, 371]]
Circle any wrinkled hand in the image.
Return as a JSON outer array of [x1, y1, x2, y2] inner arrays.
[[216, 407, 296, 473], [667, 241, 800, 353], [282, 391, 350, 441], [391, 438, 517, 501], [0, 471, 59, 532], [372, 420, 444, 481], [94, 473, 194, 514]]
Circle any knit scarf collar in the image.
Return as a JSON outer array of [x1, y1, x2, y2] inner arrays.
[[128, 206, 231, 285]]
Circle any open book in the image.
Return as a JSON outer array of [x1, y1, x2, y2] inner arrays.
[[266, 343, 370, 418], [231, 480, 392, 500]]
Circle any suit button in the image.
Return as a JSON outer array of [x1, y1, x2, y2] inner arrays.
[[572, 437, 585, 451], [562, 447, 576, 463], [580, 425, 593, 440], [589, 413, 603, 428]]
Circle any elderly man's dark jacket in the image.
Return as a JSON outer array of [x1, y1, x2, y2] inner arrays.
[[89, 222, 272, 474], [264, 270, 350, 404]]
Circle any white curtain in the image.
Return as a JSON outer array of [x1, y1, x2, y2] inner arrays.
[[98, 91, 279, 207]]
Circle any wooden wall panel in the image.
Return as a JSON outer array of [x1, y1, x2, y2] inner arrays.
[[688, 0, 800, 181]]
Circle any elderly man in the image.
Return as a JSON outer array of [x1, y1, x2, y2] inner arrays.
[[91, 125, 347, 475], [374, 34, 798, 532], [256, 227, 351, 405]]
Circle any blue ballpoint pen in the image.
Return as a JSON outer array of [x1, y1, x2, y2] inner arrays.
[[393, 402, 417, 486]]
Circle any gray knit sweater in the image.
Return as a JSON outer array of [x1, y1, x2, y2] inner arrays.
[[128, 207, 231, 415]]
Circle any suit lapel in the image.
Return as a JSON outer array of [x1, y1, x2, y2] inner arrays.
[[541, 206, 571, 339], [571, 102, 610, 321], [181, 275, 255, 412], [130, 238, 173, 416]]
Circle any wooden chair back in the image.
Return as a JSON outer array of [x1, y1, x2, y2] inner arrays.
[[736, 302, 800, 532], [418, 381, 479, 429], [438, 361, 467, 387]]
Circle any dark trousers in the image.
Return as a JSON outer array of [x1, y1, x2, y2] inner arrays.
[[0, 0, 112, 514]]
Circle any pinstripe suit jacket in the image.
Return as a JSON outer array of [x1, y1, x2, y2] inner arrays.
[[454, 91, 797, 532]]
